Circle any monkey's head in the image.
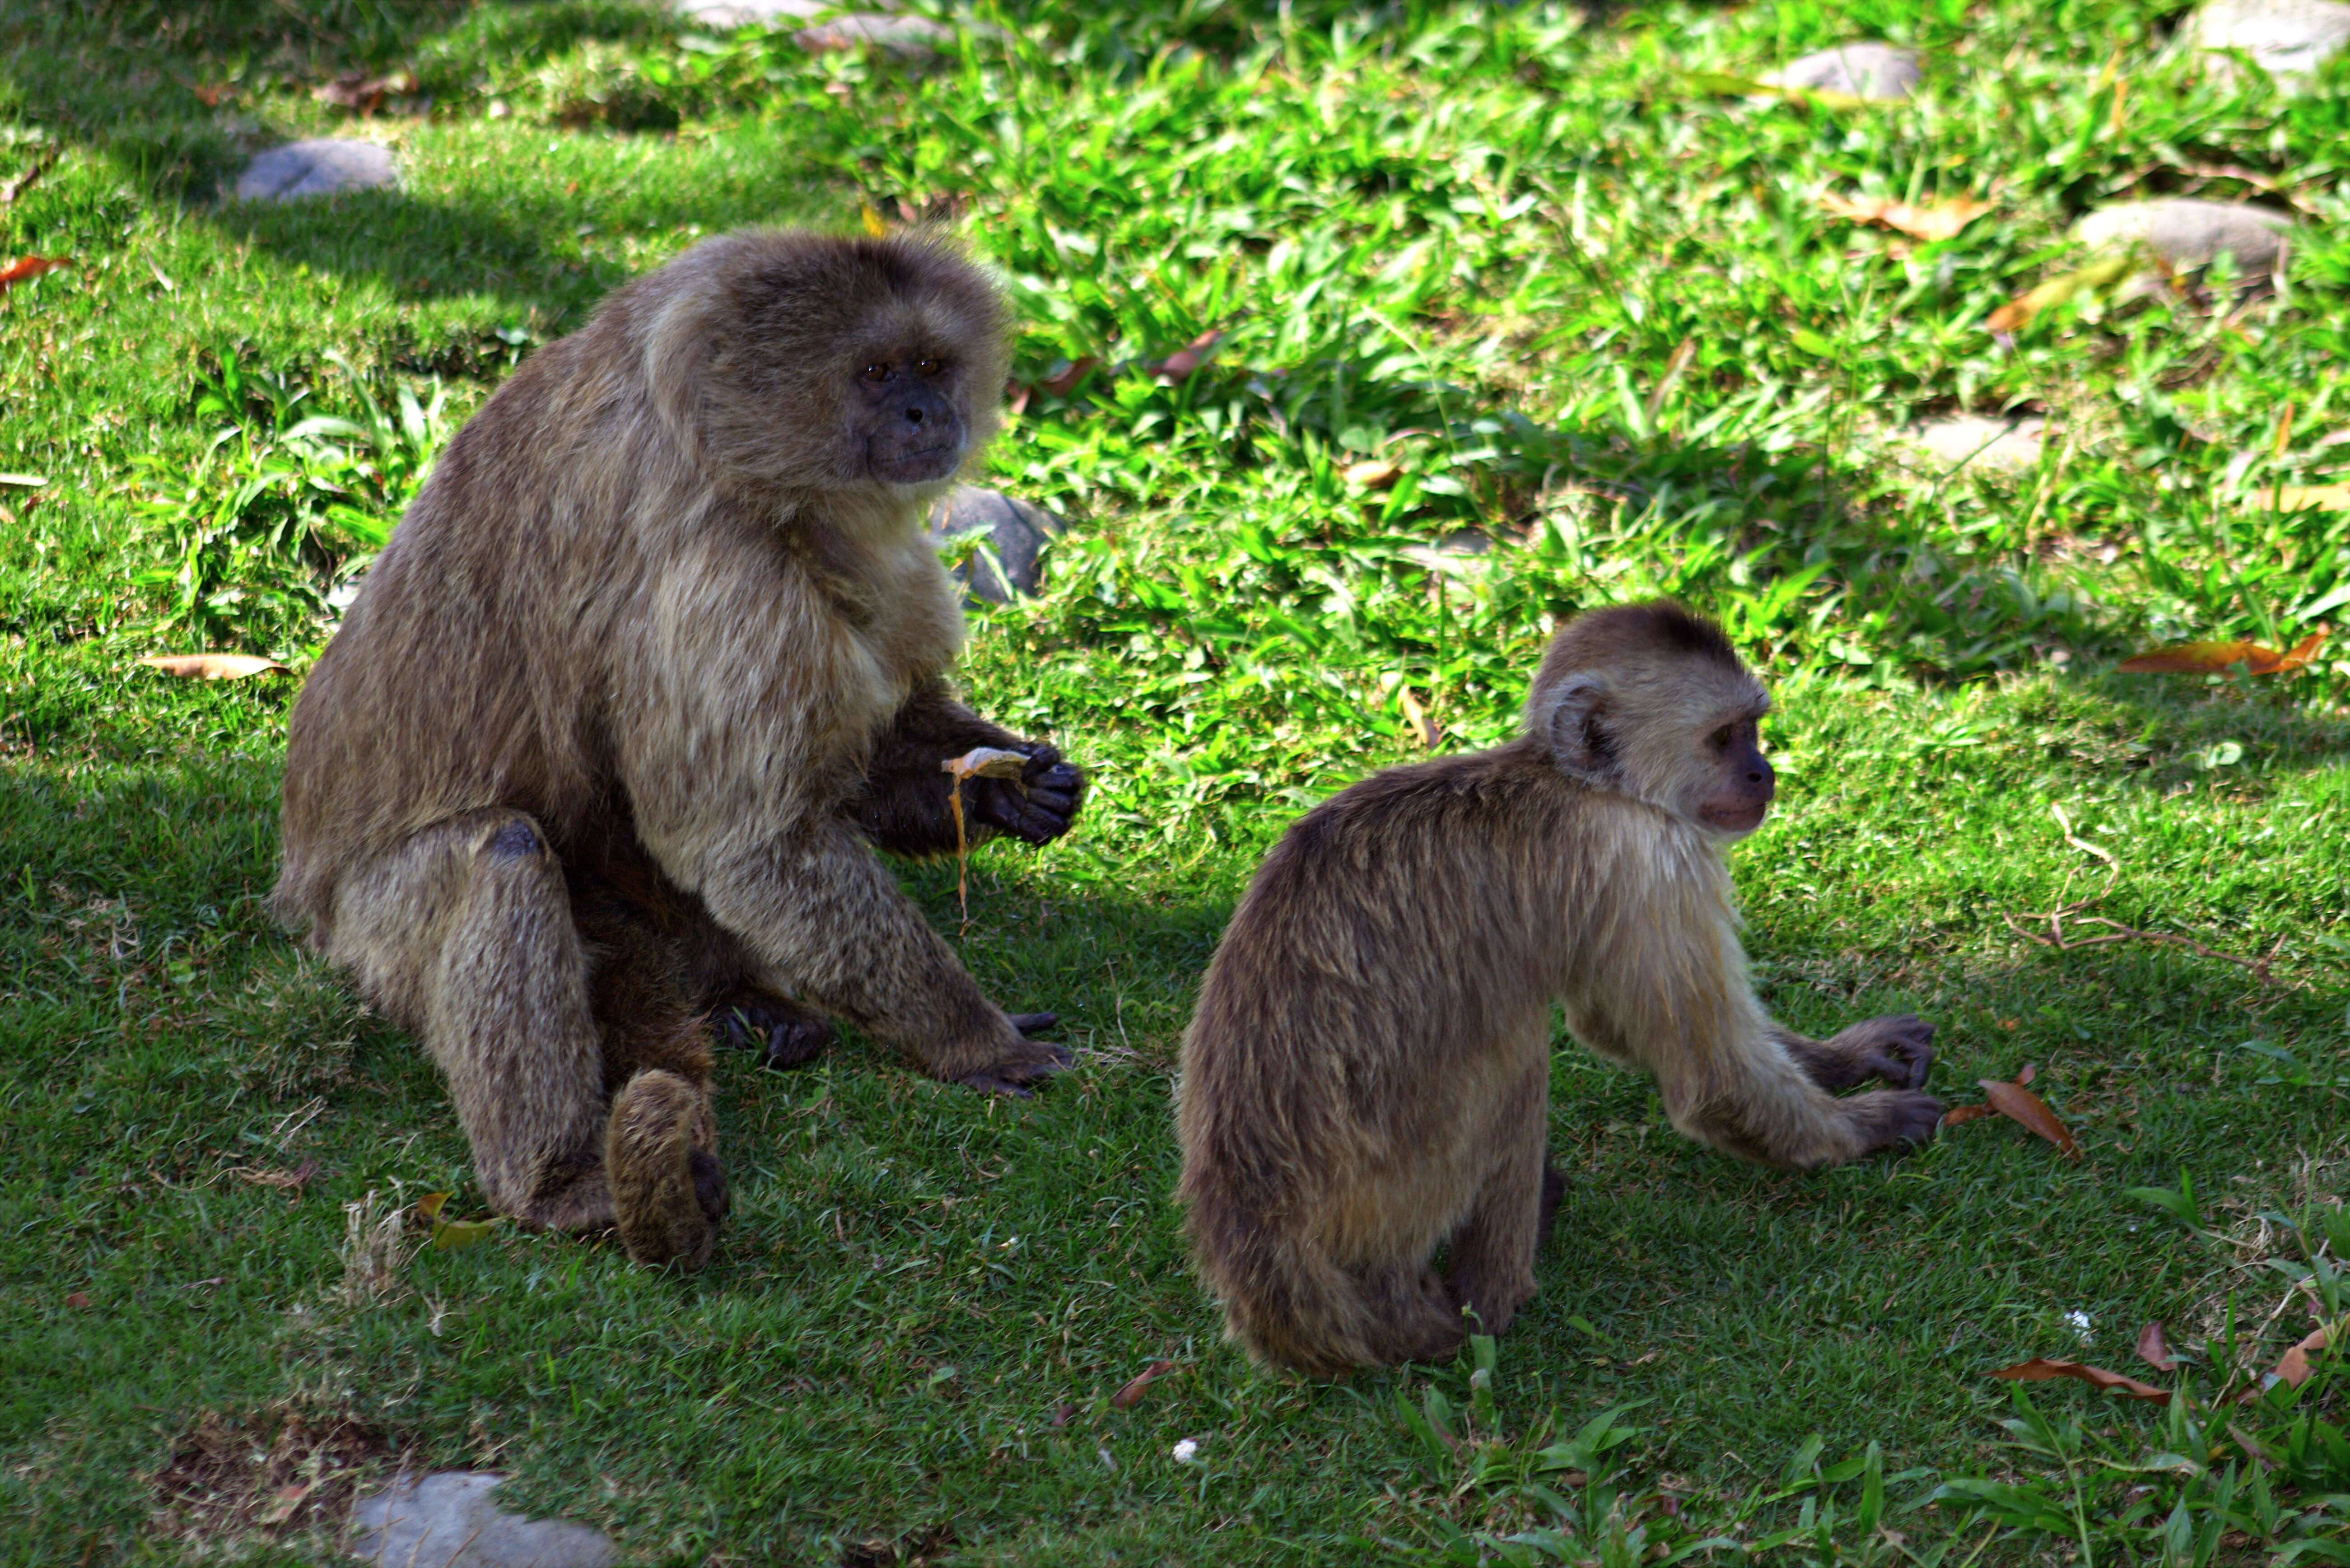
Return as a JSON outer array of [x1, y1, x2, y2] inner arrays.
[[640, 229, 1011, 498], [1525, 601, 1776, 839]]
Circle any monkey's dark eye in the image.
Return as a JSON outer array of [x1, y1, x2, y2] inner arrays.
[[915, 357, 944, 377], [1709, 725, 1733, 749], [860, 363, 890, 383]]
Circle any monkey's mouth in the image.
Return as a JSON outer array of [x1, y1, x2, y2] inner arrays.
[[870, 441, 962, 484], [1700, 800, 1771, 835]]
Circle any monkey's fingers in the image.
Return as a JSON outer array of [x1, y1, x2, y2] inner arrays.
[[1006, 1012, 1059, 1036], [689, 1148, 729, 1225], [977, 782, 1078, 845], [1870, 1015, 1935, 1089]]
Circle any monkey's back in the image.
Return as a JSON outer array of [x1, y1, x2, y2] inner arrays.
[[1177, 744, 1594, 1236]]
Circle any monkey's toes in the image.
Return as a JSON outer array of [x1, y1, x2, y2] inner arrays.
[[1879, 1090, 1945, 1150], [1007, 1012, 1058, 1037], [1870, 1015, 1935, 1089], [956, 1041, 1075, 1098], [607, 1069, 723, 1271]]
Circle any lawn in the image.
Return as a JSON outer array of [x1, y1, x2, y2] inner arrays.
[[3, 0, 2349, 1563]]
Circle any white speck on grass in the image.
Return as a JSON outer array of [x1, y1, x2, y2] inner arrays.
[[1172, 1438, 1200, 1463], [2066, 1310, 2094, 1342]]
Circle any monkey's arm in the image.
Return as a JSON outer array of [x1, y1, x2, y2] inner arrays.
[[1566, 852, 1940, 1170], [847, 678, 1086, 856]]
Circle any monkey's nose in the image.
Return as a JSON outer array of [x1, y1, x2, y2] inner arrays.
[[904, 406, 924, 425]]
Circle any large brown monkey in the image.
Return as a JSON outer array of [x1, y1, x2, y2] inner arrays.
[[274, 230, 1083, 1271], [1176, 602, 1940, 1375]]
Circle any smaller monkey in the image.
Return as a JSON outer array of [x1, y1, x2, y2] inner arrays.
[[1176, 601, 1940, 1377]]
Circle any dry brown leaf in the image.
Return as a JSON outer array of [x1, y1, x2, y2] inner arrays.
[[1941, 1103, 1998, 1127], [1990, 1357, 2171, 1401], [2269, 483, 2350, 511], [1344, 458, 1402, 489], [1040, 357, 1100, 397], [312, 70, 416, 113], [1818, 191, 1993, 243], [2137, 1322, 2176, 1372], [0, 255, 69, 290], [1397, 688, 1439, 749], [65, 1290, 90, 1309], [2269, 1317, 2343, 1390], [2118, 632, 2324, 675], [1154, 329, 1224, 383], [140, 653, 289, 681], [1110, 1360, 1180, 1409], [1980, 1077, 2082, 1158], [234, 1158, 318, 1200], [1986, 251, 2142, 334]]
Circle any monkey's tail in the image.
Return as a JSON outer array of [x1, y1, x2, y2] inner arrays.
[[1184, 1187, 1461, 1378]]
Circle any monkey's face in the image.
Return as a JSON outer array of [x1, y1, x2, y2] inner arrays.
[[849, 347, 969, 486], [1690, 711, 1775, 837]]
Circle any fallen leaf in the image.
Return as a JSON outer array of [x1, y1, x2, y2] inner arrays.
[[1685, 70, 1869, 112], [2268, 483, 2350, 511], [65, 1291, 90, 1309], [1818, 191, 1993, 243], [414, 1190, 453, 1224], [192, 83, 230, 107], [1111, 1359, 1180, 1409], [1986, 251, 2142, 335], [2268, 1317, 2342, 1390], [1040, 357, 1099, 397], [235, 1157, 318, 1198], [2137, 1321, 2177, 1372], [139, 653, 290, 681], [0, 255, 69, 290], [257, 1479, 314, 1525], [1989, 1357, 2170, 1401], [1980, 1077, 2081, 1158], [312, 70, 416, 112], [1344, 458, 1402, 489], [2118, 632, 2324, 676], [1940, 1103, 1997, 1127], [1049, 1401, 1078, 1428], [1397, 687, 1439, 749], [1153, 329, 1224, 383], [860, 201, 888, 238], [432, 1217, 501, 1251]]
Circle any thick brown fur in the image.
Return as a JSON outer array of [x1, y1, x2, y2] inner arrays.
[[274, 230, 1083, 1270], [1176, 601, 1940, 1375]]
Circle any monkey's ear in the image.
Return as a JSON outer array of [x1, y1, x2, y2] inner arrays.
[[1542, 675, 1614, 778]]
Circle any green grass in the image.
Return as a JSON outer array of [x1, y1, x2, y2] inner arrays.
[[5, 0, 2350, 1562]]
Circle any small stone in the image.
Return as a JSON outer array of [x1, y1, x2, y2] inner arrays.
[[348, 1472, 615, 1568], [2074, 199, 2293, 272], [233, 140, 398, 202], [1760, 42, 1920, 101], [795, 13, 959, 59], [1899, 415, 2046, 475], [2193, 0, 2350, 82], [928, 486, 1063, 603]]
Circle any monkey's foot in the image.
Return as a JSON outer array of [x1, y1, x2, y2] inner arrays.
[[1845, 1088, 1946, 1156], [952, 1020, 1074, 1098], [606, 1069, 727, 1270], [711, 989, 836, 1071]]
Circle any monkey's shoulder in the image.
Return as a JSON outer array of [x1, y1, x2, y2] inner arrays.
[[1268, 744, 1581, 872]]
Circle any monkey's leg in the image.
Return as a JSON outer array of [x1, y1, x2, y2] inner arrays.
[[1442, 1061, 1548, 1338], [1777, 1015, 1935, 1092], [327, 814, 723, 1265]]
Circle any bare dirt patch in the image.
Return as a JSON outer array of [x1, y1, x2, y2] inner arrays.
[[152, 1405, 403, 1550]]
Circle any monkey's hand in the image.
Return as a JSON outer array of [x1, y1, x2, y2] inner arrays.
[[954, 1011, 1076, 1098], [1821, 1014, 1935, 1091], [968, 742, 1086, 847]]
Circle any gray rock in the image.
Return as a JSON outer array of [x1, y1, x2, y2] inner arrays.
[[1899, 415, 2046, 475], [2194, 0, 2350, 81], [680, 0, 877, 26], [928, 486, 1063, 603], [1760, 41, 1920, 101], [2074, 199, 2293, 272], [795, 13, 959, 58], [349, 1472, 615, 1568], [233, 140, 398, 202]]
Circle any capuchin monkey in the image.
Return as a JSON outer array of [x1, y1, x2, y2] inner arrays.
[[1177, 601, 1939, 1374], [274, 230, 1084, 1270]]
